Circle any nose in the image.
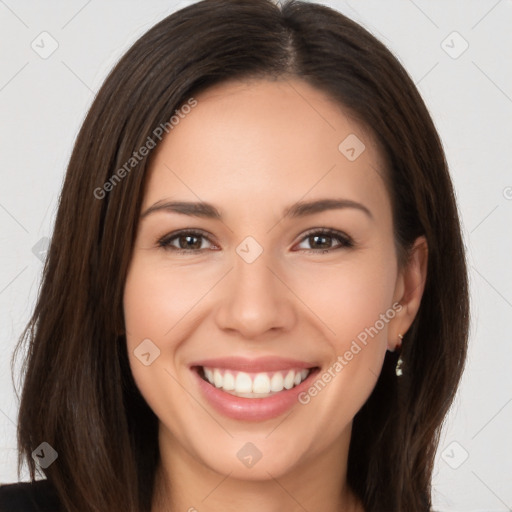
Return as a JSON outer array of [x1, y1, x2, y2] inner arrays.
[[214, 248, 297, 339]]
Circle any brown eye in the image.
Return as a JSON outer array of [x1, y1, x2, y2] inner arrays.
[[157, 230, 216, 253], [295, 229, 353, 253]]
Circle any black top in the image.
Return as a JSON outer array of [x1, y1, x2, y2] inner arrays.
[[0, 480, 62, 512]]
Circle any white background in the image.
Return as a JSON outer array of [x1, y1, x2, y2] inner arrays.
[[0, 1, 511, 510]]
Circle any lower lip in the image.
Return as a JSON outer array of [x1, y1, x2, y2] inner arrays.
[[191, 367, 320, 422]]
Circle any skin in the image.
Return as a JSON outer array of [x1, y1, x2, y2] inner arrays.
[[123, 78, 428, 512]]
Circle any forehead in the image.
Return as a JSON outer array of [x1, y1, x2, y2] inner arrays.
[[143, 78, 390, 224]]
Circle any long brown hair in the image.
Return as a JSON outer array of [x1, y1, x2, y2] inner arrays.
[[12, 1, 469, 510]]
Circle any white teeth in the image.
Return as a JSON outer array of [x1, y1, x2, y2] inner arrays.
[[204, 368, 213, 382], [284, 370, 295, 390], [252, 373, 271, 394], [201, 367, 311, 396], [270, 372, 284, 392], [223, 371, 235, 391], [213, 369, 223, 388], [235, 372, 253, 393]]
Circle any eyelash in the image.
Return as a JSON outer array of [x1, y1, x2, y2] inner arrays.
[[157, 228, 354, 255]]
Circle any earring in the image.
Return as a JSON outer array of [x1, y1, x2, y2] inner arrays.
[[396, 333, 403, 350], [395, 334, 404, 377]]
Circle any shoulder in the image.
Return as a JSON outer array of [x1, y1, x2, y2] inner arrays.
[[0, 479, 62, 512]]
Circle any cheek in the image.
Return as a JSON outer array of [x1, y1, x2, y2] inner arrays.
[[123, 260, 181, 395], [289, 251, 396, 417], [289, 250, 397, 350], [123, 258, 208, 345], [123, 260, 196, 434]]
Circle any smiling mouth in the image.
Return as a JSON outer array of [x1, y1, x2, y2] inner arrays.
[[193, 366, 319, 398]]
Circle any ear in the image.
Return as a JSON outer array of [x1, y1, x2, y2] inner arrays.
[[387, 235, 428, 351]]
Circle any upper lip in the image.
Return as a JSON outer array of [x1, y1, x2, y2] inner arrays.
[[190, 356, 318, 373]]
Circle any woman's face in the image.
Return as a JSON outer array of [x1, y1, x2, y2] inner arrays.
[[123, 78, 412, 481]]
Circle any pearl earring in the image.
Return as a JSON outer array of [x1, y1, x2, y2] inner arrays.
[[395, 333, 404, 377]]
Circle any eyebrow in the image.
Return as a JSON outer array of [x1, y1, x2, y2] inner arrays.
[[140, 198, 373, 220]]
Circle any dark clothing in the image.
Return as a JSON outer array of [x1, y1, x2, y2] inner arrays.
[[0, 480, 62, 512]]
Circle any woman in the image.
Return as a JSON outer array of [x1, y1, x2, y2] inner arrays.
[[1, 0, 469, 510]]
